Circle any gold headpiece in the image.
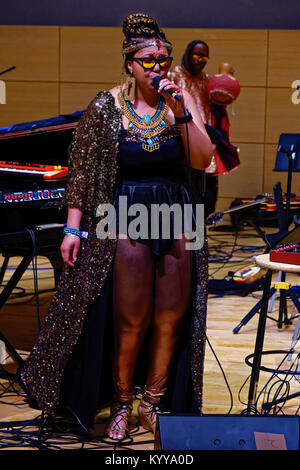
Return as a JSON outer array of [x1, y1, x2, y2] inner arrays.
[[122, 38, 172, 55], [122, 13, 172, 56]]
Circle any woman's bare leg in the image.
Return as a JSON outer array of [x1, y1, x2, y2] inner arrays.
[[107, 237, 155, 439], [139, 236, 191, 431]]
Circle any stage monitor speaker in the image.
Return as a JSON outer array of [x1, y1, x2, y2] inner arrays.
[[156, 414, 300, 450]]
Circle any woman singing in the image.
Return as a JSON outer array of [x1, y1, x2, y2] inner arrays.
[[18, 13, 213, 441]]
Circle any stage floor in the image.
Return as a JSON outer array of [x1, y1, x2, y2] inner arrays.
[[1, 221, 300, 450]]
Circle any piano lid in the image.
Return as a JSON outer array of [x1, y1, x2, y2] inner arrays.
[[0, 110, 84, 166]]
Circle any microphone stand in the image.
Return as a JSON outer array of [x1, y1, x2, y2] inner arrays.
[[0, 66, 16, 77]]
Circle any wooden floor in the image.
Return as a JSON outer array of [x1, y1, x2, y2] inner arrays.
[[0, 219, 300, 450]]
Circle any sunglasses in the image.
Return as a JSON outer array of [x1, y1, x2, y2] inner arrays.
[[131, 56, 173, 70], [191, 53, 209, 61]]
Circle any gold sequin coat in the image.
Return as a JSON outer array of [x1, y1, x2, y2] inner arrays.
[[20, 90, 208, 415]]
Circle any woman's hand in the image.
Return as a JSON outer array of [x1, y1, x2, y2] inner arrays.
[[60, 235, 81, 268], [159, 84, 214, 170], [62, 207, 83, 267], [156, 78, 185, 118]]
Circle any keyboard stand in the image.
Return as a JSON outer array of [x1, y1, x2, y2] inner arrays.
[[0, 225, 64, 373]]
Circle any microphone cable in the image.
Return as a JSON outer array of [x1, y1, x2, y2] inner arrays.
[[170, 92, 234, 415], [152, 75, 198, 206]]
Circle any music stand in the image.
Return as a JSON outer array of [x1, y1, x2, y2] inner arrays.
[[267, 134, 300, 322], [233, 135, 300, 334], [239, 134, 300, 411], [273, 133, 300, 228]]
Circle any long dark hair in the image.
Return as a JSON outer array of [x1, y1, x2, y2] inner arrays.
[[181, 40, 209, 74]]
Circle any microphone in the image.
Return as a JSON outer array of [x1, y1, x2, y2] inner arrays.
[[152, 76, 181, 101]]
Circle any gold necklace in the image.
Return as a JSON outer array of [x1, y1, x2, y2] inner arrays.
[[118, 91, 169, 152]]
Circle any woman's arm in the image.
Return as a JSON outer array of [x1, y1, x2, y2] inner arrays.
[[60, 207, 83, 267], [61, 92, 108, 267], [157, 80, 214, 170], [177, 89, 214, 170]]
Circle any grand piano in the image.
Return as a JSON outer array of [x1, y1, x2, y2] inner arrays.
[[0, 110, 85, 233], [0, 111, 85, 368]]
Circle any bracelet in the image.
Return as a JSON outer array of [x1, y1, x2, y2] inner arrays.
[[64, 227, 88, 238], [175, 110, 193, 125]]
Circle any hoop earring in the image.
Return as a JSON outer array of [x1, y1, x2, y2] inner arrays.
[[124, 75, 136, 102]]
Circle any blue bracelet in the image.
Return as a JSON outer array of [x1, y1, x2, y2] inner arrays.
[[64, 227, 88, 238]]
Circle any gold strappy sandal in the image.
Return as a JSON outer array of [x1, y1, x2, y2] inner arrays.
[[138, 398, 162, 433], [105, 401, 133, 440]]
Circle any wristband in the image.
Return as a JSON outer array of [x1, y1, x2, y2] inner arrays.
[[64, 227, 88, 238], [175, 110, 193, 125]]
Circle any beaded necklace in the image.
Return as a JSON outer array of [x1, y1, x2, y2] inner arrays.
[[118, 91, 169, 152]]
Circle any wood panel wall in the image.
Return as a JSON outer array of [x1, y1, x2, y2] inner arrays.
[[0, 25, 299, 209]]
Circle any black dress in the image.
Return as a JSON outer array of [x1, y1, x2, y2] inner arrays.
[[58, 128, 199, 429], [115, 128, 196, 256]]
